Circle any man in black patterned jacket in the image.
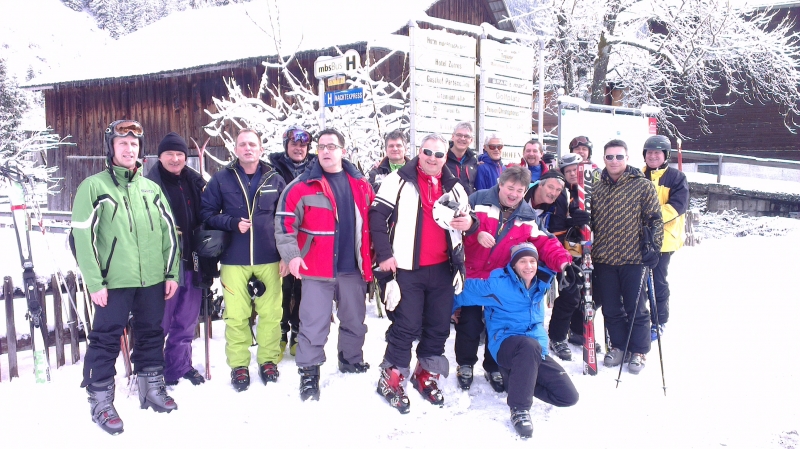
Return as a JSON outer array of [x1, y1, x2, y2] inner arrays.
[[591, 139, 662, 375]]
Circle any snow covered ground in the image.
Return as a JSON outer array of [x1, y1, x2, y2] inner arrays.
[[0, 221, 799, 448]]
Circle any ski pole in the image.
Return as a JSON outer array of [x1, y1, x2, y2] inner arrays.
[[204, 288, 211, 380], [615, 266, 647, 388], [647, 269, 667, 396]]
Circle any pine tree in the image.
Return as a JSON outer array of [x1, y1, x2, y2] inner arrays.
[[0, 59, 29, 155]]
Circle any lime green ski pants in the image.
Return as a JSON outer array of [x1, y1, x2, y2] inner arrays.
[[220, 263, 282, 368]]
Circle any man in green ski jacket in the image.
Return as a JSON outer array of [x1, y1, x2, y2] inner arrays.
[[71, 120, 181, 436]]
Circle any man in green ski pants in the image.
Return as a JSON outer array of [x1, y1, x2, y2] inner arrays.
[[201, 128, 287, 392]]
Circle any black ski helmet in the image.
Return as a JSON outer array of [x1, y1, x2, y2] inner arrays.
[[569, 136, 593, 158], [104, 120, 145, 186], [192, 227, 231, 258], [643, 135, 672, 163]]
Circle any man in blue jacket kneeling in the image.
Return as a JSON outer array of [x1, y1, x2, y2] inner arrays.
[[455, 242, 579, 439]]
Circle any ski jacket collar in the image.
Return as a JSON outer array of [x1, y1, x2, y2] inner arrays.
[[447, 146, 477, 165], [471, 185, 537, 222], [397, 156, 459, 191], [111, 161, 144, 186], [298, 157, 365, 183], [601, 165, 645, 185], [478, 152, 503, 167]]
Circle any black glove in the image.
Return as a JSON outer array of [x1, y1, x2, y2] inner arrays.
[[559, 263, 585, 294], [641, 226, 660, 270], [566, 209, 591, 228]]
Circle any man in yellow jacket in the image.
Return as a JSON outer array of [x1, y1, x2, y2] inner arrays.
[[642, 135, 689, 341]]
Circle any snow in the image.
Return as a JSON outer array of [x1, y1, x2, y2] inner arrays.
[[23, 0, 441, 88], [685, 171, 800, 196], [1, 220, 799, 447]]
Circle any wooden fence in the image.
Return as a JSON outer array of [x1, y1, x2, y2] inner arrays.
[[1, 272, 87, 381]]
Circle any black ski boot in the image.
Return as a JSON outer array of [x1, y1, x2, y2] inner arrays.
[[299, 365, 320, 401], [456, 365, 474, 390], [259, 362, 279, 384], [338, 352, 370, 373], [510, 408, 533, 438], [485, 371, 505, 393], [231, 366, 250, 392], [280, 329, 288, 352], [87, 378, 124, 435], [137, 366, 178, 413]]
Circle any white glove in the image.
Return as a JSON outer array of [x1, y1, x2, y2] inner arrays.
[[453, 271, 464, 295], [385, 279, 402, 311]]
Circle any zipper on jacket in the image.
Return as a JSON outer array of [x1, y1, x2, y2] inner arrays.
[[234, 168, 277, 266], [123, 196, 133, 233], [143, 196, 155, 231], [100, 237, 118, 278]]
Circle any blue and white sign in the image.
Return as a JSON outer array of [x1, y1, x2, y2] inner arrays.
[[324, 88, 364, 107]]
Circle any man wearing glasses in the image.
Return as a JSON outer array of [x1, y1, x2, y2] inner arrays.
[[475, 133, 506, 190], [268, 125, 317, 358], [275, 128, 375, 402], [446, 122, 479, 195], [370, 133, 477, 413], [201, 128, 286, 392], [591, 139, 662, 375], [72, 120, 180, 435]]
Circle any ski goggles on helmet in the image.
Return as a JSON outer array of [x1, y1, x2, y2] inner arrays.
[[283, 128, 311, 145], [106, 120, 144, 138], [569, 136, 592, 151]]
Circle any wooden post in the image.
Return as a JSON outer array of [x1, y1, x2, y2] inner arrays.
[[51, 275, 66, 368], [4, 277, 19, 380], [66, 271, 80, 364]]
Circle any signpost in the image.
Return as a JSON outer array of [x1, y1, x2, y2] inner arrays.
[[324, 88, 364, 107]]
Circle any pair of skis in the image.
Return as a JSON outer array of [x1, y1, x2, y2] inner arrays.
[[576, 164, 598, 376], [6, 167, 52, 383]]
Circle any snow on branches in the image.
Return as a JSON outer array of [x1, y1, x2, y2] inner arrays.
[[204, 44, 408, 175], [508, 0, 800, 137]]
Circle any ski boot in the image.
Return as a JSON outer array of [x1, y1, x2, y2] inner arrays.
[[338, 352, 370, 373], [603, 347, 627, 367], [377, 366, 410, 414], [258, 362, 279, 384], [299, 365, 320, 401], [289, 330, 299, 356], [549, 339, 573, 361], [87, 378, 124, 435], [510, 408, 533, 438], [280, 329, 288, 352], [411, 363, 444, 406], [485, 371, 505, 393], [456, 364, 473, 390], [137, 366, 178, 413], [628, 353, 646, 374], [231, 366, 250, 392]]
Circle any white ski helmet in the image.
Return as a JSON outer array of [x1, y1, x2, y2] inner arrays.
[[432, 193, 469, 231]]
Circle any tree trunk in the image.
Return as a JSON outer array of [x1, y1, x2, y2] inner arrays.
[[591, 0, 621, 105]]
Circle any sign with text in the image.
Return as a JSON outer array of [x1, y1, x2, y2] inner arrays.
[[314, 49, 361, 78], [324, 88, 364, 107]]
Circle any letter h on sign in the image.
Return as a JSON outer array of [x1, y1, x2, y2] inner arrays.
[[346, 55, 357, 72]]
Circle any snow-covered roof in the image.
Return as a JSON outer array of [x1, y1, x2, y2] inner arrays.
[[24, 0, 512, 89]]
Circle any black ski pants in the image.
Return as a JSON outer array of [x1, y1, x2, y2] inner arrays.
[[454, 305, 499, 372], [496, 336, 579, 410], [383, 262, 453, 370], [548, 287, 583, 342], [594, 263, 651, 355], [651, 252, 673, 325], [281, 273, 302, 334], [81, 283, 166, 387]]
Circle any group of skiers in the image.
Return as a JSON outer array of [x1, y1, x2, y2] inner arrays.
[[70, 119, 688, 439]]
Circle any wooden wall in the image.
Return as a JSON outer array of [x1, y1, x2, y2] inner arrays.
[[426, 0, 499, 28]]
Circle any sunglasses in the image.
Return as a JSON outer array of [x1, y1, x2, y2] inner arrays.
[[487, 144, 504, 151], [604, 154, 626, 161], [108, 121, 143, 138], [422, 148, 445, 159], [285, 129, 311, 144]]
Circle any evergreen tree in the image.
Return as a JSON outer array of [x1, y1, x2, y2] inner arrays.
[[0, 59, 29, 155]]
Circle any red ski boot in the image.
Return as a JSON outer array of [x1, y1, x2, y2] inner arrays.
[[411, 363, 444, 406]]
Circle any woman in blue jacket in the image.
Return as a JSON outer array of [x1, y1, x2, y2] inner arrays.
[[455, 242, 579, 438]]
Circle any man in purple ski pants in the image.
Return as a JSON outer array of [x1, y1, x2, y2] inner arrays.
[[146, 132, 207, 385]]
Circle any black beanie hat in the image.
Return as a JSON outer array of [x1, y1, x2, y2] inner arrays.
[[158, 132, 188, 157], [539, 169, 566, 184]]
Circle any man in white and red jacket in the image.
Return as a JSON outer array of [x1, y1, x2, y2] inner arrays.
[[454, 166, 572, 392], [275, 128, 375, 402], [370, 133, 478, 414]]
